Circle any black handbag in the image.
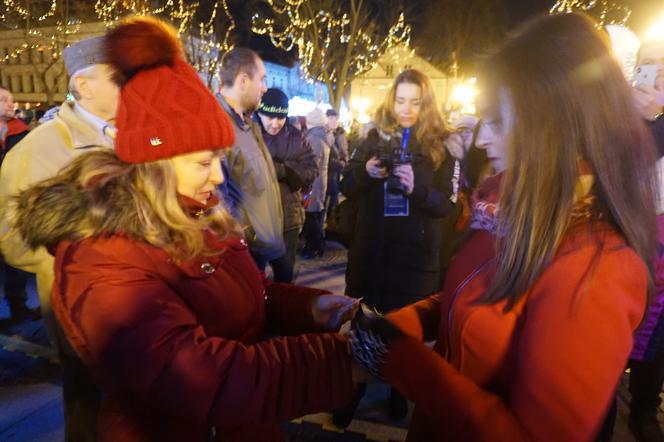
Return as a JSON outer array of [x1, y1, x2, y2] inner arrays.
[[325, 197, 358, 247]]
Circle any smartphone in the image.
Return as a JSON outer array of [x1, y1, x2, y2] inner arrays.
[[634, 64, 659, 88]]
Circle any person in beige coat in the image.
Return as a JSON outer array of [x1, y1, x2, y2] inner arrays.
[[0, 36, 119, 442]]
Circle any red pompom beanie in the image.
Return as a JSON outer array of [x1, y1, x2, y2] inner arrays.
[[105, 16, 234, 164]]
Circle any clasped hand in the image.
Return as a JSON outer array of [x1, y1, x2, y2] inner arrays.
[[365, 157, 414, 195]]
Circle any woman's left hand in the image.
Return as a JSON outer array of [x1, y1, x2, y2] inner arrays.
[[312, 294, 361, 330], [445, 132, 465, 160], [633, 84, 664, 121], [393, 164, 415, 195]]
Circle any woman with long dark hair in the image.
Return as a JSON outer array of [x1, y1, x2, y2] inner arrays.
[[349, 13, 659, 441]]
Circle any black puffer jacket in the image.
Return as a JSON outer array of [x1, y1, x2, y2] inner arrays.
[[340, 127, 458, 312], [259, 121, 318, 232]]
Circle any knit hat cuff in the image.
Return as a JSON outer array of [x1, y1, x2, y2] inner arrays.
[[116, 111, 235, 163]]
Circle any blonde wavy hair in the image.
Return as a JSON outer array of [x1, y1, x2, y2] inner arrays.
[[373, 69, 448, 169], [16, 150, 241, 261]]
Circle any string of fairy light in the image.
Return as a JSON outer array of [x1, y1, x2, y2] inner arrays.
[[550, 0, 631, 26], [94, 0, 235, 82], [94, 0, 196, 34], [182, 0, 235, 85], [1, 0, 235, 86], [252, 0, 411, 85], [0, 0, 81, 64]]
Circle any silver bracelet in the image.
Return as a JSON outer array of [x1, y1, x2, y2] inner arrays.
[[349, 327, 388, 380]]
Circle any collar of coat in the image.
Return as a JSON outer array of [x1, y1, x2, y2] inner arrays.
[[216, 94, 253, 132], [470, 168, 597, 236], [57, 101, 114, 150], [177, 193, 220, 218], [6, 118, 29, 137]]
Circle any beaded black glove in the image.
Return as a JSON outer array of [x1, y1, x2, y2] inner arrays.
[[349, 304, 402, 380]]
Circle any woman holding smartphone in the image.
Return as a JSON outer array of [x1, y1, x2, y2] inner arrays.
[[337, 68, 459, 425], [349, 13, 658, 441], [628, 37, 664, 441]]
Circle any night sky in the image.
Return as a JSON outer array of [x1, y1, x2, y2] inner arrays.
[[249, 0, 664, 66], [502, 0, 662, 34]]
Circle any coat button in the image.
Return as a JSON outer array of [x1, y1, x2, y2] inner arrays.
[[240, 238, 247, 246], [201, 262, 215, 274]]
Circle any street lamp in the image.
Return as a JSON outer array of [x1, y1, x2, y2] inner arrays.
[[350, 97, 371, 124], [448, 81, 478, 115], [606, 24, 641, 82], [644, 12, 664, 42]]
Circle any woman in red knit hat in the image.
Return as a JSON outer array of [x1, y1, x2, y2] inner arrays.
[[349, 12, 659, 442], [10, 17, 360, 441]]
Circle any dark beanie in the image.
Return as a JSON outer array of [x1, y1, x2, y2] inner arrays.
[[259, 88, 289, 118], [326, 108, 338, 117]]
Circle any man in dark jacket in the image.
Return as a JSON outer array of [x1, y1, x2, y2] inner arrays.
[[0, 86, 35, 328], [255, 88, 318, 279]]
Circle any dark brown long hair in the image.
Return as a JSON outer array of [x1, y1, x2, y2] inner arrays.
[[479, 13, 658, 307], [374, 69, 448, 169]]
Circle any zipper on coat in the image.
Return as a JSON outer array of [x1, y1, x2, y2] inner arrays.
[[446, 258, 493, 362]]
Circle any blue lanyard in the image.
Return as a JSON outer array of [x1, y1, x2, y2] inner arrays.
[[399, 127, 410, 161]]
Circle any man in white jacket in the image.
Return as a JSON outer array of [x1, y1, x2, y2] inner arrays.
[[0, 35, 119, 442]]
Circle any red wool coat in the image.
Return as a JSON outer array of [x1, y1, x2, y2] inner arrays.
[[386, 222, 647, 441], [51, 232, 354, 441]]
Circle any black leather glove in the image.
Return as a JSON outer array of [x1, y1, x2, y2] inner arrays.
[[349, 304, 402, 380]]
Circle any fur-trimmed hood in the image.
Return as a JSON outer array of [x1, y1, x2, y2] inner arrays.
[[13, 163, 222, 255], [12, 165, 143, 251], [12, 149, 220, 251], [12, 148, 227, 258]]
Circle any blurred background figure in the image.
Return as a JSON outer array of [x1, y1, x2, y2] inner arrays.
[[301, 107, 331, 259], [325, 108, 349, 221], [626, 36, 664, 442], [288, 115, 302, 131], [0, 85, 34, 329]]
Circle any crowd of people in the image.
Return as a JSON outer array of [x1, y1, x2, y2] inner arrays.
[[0, 10, 663, 442]]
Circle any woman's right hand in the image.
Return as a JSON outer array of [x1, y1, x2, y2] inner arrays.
[[366, 157, 388, 179], [633, 83, 664, 121]]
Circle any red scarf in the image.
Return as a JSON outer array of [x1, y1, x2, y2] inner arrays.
[[469, 172, 503, 234], [1, 118, 29, 150]]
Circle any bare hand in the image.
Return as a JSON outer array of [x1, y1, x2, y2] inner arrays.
[[312, 294, 361, 330], [393, 163, 414, 195], [366, 157, 388, 179], [633, 84, 664, 121], [445, 132, 465, 160]]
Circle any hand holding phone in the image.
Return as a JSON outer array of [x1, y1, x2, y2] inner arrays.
[[634, 64, 659, 88]]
